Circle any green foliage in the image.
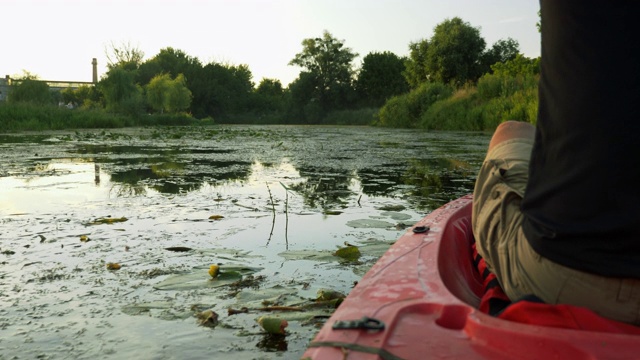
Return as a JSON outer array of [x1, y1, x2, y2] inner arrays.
[[478, 78, 538, 129], [490, 54, 540, 77], [0, 102, 128, 131], [289, 30, 358, 115], [253, 78, 285, 114], [106, 41, 145, 71], [189, 62, 254, 118], [8, 79, 52, 105], [403, 40, 430, 88], [421, 87, 484, 130], [480, 38, 520, 74], [137, 47, 202, 86], [0, 102, 200, 131], [285, 71, 322, 123], [425, 17, 486, 86], [322, 108, 378, 125], [99, 67, 144, 115], [356, 51, 409, 107], [378, 82, 452, 128], [403, 19, 519, 89], [61, 85, 102, 109], [377, 95, 412, 127], [145, 73, 192, 114]]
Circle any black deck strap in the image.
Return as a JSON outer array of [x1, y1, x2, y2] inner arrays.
[[308, 341, 406, 360]]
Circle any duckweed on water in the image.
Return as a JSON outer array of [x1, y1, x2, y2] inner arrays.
[[0, 125, 489, 359]]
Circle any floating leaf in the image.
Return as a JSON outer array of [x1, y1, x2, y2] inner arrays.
[[316, 289, 346, 301], [376, 204, 406, 212], [208, 215, 224, 220], [90, 217, 128, 225], [153, 265, 262, 291], [121, 301, 173, 316], [277, 250, 337, 262], [323, 210, 343, 216], [333, 245, 361, 261], [380, 211, 413, 221], [345, 219, 394, 229], [197, 309, 219, 328], [257, 316, 288, 335], [106, 262, 121, 270], [80, 235, 89, 242]]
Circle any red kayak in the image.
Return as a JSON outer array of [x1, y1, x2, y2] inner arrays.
[[303, 195, 640, 359]]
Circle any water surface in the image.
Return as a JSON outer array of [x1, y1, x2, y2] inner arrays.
[[0, 125, 489, 359]]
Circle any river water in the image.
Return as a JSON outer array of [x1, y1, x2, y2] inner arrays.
[[0, 125, 489, 359]]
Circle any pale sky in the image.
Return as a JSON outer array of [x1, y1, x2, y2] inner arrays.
[[2, 0, 540, 87]]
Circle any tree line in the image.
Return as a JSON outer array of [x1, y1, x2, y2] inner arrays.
[[2, 16, 539, 129]]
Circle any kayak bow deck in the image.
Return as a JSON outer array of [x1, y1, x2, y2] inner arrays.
[[303, 195, 640, 360]]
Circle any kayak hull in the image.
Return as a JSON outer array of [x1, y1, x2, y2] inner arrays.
[[303, 195, 640, 359]]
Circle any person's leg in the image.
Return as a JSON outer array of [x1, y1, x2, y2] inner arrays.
[[474, 121, 640, 325], [472, 120, 536, 298]]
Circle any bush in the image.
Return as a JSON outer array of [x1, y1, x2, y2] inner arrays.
[[378, 82, 452, 128], [477, 73, 538, 100], [421, 87, 483, 130]]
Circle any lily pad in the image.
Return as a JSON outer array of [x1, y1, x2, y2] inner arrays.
[[121, 301, 173, 316], [380, 211, 413, 221], [333, 246, 361, 261], [277, 250, 337, 262], [376, 204, 406, 211], [89, 216, 128, 225], [153, 265, 262, 291], [345, 219, 394, 229]]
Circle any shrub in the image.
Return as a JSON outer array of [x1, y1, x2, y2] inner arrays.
[[378, 82, 452, 128], [420, 87, 483, 130]]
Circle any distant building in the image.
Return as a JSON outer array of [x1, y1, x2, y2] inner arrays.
[[0, 75, 9, 101], [1, 58, 98, 101]]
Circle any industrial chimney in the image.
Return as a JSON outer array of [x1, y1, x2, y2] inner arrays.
[[92, 58, 98, 84]]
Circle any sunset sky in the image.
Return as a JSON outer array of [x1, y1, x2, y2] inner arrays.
[[2, 0, 540, 86]]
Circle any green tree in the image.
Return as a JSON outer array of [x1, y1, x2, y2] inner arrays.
[[289, 30, 358, 115], [285, 72, 322, 123], [137, 47, 202, 86], [403, 39, 430, 88], [356, 51, 409, 107], [490, 54, 540, 77], [254, 78, 285, 113], [8, 73, 52, 104], [480, 38, 520, 74], [99, 67, 143, 115], [165, 74, 192, 113], [145, 73, 171, 113], [105, 41, 145, 71], [425, 17, 486, 86], [61, 85, 102, 109], [188, 62, 254, 118], [145, 73, 192, 114]]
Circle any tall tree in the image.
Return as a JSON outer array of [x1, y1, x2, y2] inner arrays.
[[254, 78, 285, 113], [289, 30, 358, 115], [480, 38, 520, 74], [145, 73, 191, 114], [137, 47, 202, 86], [105, 41, 145, 71], [403, 40, 430, 88], [356, 51, 409, 107], [99, 67, 143, 115], [189, 62, 254, 118], [425, 17, 486, 86]]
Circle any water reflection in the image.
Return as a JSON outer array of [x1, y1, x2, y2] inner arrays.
[[0, 126, 490, 359]]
